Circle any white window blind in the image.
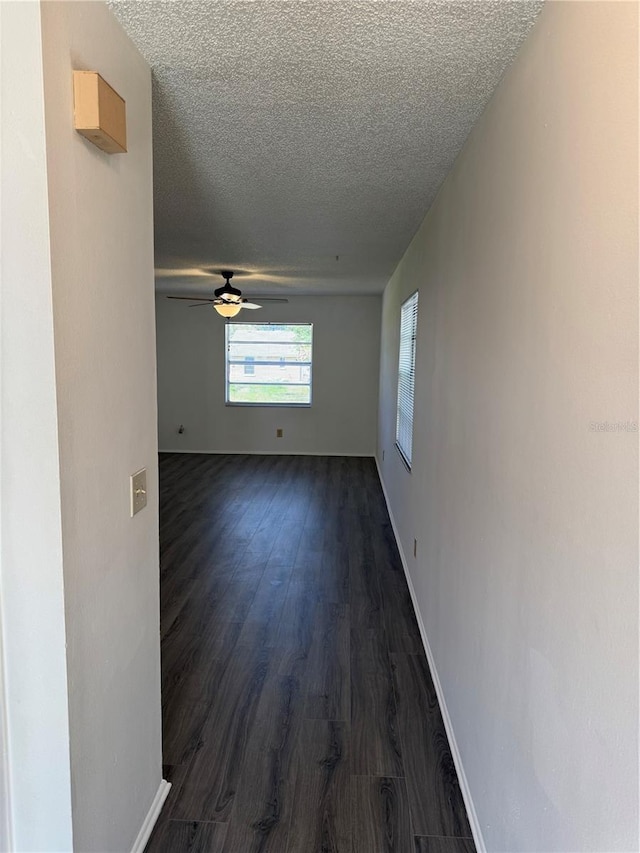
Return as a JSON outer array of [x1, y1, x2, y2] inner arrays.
[[396, 292, 418, 467]]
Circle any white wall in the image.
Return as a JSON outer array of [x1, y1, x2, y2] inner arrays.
[[40, 3, 162, 851], [156, 295, 381, 456], [0, 4, 74, 849], [377, 3, 638, 852]]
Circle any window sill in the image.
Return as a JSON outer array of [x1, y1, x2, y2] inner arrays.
[[395, 442, 412, 472], [225, 402, 311, 408]]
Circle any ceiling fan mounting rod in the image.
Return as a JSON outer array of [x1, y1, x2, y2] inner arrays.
[[215, 269, 242, 300]]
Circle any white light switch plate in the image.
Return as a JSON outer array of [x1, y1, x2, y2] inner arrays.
[[130, 468, 147, 517]]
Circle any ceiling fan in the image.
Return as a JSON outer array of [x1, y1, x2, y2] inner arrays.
[[166, 270, 288, 317]]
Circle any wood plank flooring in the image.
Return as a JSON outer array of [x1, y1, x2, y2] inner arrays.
[[147, 454, 475, 853]]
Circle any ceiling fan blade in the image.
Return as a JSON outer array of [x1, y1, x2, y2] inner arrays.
[[240, 302, 262, 309], [189, 302, 214, 307], [167, 296, 215, 302]]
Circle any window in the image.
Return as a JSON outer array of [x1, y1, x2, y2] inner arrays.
[[396, 292, 418, 467], [226, 322, 313, 406]]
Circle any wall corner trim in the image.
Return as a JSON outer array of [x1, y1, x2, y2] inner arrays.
[[374, 456, 487, 853], [130, 780, 171, 853]]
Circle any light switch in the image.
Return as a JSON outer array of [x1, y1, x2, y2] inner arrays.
[[130, 468, 147, 516]]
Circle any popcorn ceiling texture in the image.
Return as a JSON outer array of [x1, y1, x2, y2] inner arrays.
[[109, 1, 543, 296]]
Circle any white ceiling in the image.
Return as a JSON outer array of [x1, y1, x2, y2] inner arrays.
[[109, 1, 542, 297]]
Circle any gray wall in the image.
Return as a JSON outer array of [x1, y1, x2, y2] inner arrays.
[[156, 295, 381, 456], [0, 4, 74, 848], [377, 3, 638, 851], [41, 3, 162, 851]]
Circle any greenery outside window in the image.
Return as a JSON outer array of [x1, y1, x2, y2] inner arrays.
[[226, 322, 313, 406]]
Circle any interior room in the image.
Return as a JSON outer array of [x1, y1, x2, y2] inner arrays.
[[0, 1, 637, 852]]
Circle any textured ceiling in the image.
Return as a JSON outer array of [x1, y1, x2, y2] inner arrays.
[[109, 1, 542, 296]]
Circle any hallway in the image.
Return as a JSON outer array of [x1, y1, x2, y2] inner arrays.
[[147, 453, 475, 852]]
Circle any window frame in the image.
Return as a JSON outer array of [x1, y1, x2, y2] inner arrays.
[[395, 291, 418, 469], [225, 321, 313, 407]]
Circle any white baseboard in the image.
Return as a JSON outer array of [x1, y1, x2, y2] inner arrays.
[[158, 448, 375, 457], [374, 456, 486, 853], [130, 779, 171, 853]]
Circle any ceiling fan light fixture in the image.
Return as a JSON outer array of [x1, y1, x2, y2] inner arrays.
[[214, 302, 242, 318]]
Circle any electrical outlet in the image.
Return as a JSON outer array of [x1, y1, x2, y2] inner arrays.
[[413, 538, 417, 558], [276, 428, 283, 438], [130, 468, 147, 517]]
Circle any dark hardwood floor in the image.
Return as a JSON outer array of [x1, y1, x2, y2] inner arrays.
[[147, 453, 475, 853]]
